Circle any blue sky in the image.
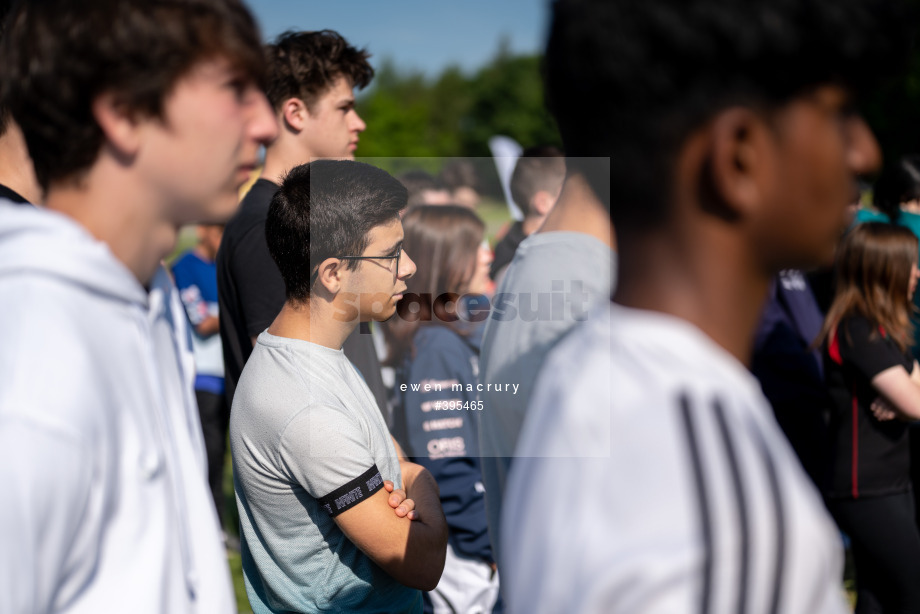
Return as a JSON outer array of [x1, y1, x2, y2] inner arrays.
[[248, 0, 549, 79]]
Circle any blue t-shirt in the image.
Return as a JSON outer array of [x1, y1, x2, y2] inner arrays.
[[171, 250, 224, 391]]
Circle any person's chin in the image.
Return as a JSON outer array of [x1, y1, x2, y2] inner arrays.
[[177, 192, 239, 226], [373, 302, 398, 322]]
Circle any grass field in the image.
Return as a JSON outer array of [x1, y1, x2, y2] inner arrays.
[[220, 445, 251, 613]]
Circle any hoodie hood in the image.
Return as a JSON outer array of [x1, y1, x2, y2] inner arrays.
[[0, 200, 148, 306]]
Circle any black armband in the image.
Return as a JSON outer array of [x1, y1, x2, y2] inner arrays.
[[318, 464, 385, 517]]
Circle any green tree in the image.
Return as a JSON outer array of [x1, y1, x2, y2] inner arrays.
[[356, 48, 561, 161]]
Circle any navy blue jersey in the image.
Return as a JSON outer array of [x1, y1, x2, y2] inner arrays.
[[751, 270, 830, 485], [392, 324, 493, 563]]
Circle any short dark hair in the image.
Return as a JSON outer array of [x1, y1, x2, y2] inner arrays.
[[398, 170, 446, 207], [265, 30, 374, 113], [0, 0, 266, 191], [544, 0, 913, 230], [266, 160, 408, 303], [439, 159, 480, 193], [510, 146, 566, 217]]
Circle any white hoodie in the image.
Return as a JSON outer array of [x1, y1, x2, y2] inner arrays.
[[0, 202, 234, 613]]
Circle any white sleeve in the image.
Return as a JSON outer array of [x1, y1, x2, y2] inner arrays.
[[500, 369, 704, 614], [0, 418, 93, 613], [502, 365, 848, 614]]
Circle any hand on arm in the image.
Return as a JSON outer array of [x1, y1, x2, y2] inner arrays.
[[334, 463, 448, 591], [870, 396, 898, 421], [383, 480, 418, 520]]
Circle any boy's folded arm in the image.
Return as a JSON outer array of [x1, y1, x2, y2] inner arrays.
[[333, 464, 447, 591]]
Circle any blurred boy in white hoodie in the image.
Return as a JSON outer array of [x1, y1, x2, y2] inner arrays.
[[0, 0, 277, 611]]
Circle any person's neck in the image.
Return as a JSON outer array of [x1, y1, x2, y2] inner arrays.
[[267, 298, 357, 350], [521, 215, 545, 236], [539, 173, 616, 250], [0, 123, 42, 205], [261, 133, 317, 185], [44, 160, 178, 286], [612, 220, 770, 366]]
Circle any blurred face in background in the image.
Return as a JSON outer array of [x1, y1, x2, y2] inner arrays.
[[467, 241, 492, 295]]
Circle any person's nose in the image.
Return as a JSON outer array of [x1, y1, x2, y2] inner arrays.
[[349, 108, 366, 134], [399, 249, 417, 280], [846, 115, 881, 178]]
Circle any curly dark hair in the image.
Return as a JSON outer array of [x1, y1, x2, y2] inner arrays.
[[0, 0, 266, 190], [544, 0, 915, 230], [265, 30, 374, 113]]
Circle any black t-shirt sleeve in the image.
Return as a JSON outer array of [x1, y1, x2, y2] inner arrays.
[[232, 222, 286, 337], [838, 316, 910, 379]]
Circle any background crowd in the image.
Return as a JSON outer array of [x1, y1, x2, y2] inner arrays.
[[3, 1, 920, 613]]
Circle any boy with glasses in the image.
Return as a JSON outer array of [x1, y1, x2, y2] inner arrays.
[[230, 160, 448, 614], [218, 29, 386, 416]]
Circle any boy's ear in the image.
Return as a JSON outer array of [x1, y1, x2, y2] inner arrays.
[[531, 189, 556, 217], [699, 107, 776, 222], [281, 97, 307, 132], [92, 93, 142, 159], [315, 257, 344, 295]]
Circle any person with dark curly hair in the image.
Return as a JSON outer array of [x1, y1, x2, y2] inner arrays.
[[502, 0, 913, 612], [218, 29, 389, 420]]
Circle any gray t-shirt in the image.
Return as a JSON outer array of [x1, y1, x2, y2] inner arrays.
[[230, 331, 421, 614], [478, 231, 616, 568]]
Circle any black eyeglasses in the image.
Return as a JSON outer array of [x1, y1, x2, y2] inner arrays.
[[310, 245, 402, 287]]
